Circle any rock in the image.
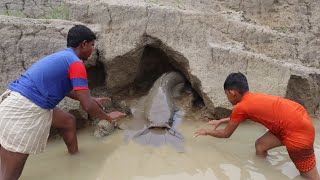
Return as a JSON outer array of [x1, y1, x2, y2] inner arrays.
[[115, 116, 130, 130], [94, 120, 115, 138], [57, 98, 89, 129]]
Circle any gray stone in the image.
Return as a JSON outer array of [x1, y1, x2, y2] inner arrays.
[[94, 120, 115, 138]]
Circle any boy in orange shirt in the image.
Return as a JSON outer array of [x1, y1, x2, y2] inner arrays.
[[194, 72, 319, 179]]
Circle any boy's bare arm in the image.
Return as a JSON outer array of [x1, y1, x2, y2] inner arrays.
[[207, 117, 230, 130], [208, 117, 229, 125], [194, 121, 239, 138], [206, 121, 239, 138], [219, 117, 230, 123]]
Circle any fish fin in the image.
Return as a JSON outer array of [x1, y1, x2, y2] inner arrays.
[[133, 123, 154, 138], [164, 129, 185, 153], [166, 124, 184, 139], [133, 127, 150, 138]]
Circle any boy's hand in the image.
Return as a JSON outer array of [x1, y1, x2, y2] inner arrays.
[[194, 128, 208, 137], [207, 119, 221, 130], [107, 111, 126, 121]]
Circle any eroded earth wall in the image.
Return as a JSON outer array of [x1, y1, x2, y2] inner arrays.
[[0, 0, 320, 117]]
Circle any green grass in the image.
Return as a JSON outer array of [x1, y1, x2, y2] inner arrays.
[[1, 10, 27, 18], [145, 0, 160, 3], [173, 0, 186, 10], [145, 0, 186, 10], [0, 3, 70, 20], [45, 4, 70, 20], [272, 26, 290, 33]]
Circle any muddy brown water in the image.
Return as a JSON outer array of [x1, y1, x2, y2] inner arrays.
[[20, 95, 320, 180]]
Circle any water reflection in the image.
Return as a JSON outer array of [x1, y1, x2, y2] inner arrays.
[[220, 164, 241, 179]]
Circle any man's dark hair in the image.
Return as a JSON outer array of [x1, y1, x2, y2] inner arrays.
[[224, 72, 249, 94], [67, 25, 96, 48]]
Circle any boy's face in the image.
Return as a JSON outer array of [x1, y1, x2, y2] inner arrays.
[[225, 90, 240, 105], [79, 40, 95, 60]]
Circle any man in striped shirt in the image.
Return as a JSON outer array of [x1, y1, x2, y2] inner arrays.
[[0, 25, 126, 180]]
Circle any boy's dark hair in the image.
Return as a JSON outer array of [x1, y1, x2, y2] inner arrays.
[[67, 25, 96, 48], [224, 72, 249, 94]]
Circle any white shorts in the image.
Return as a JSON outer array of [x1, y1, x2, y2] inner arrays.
[[0, 90, 53, 154]]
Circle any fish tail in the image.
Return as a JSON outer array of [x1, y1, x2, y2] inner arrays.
[[133, 124, 152, 138], [166, 124, 184, 139]]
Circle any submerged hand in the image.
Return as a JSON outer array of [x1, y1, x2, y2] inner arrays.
[[194, 128, 208, 137], [107, 111, 126, 121]]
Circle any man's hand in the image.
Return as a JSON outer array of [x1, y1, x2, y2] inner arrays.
[[194, 128, 208, 137], [94, 97, 112, 102], [107, 111, 126, 121], [93, 97, 112, 110]]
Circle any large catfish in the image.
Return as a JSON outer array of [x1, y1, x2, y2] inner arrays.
[[134, 71, 185, 139]]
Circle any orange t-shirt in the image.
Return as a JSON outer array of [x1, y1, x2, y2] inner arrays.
[[230, 92, 315, 148]]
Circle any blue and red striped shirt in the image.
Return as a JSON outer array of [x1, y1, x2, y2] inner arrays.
[[9, 48, 88, 109]]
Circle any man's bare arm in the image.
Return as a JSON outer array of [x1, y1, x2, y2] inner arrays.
[[67, 90, 78, 100], [73, 89, 125, 122]]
